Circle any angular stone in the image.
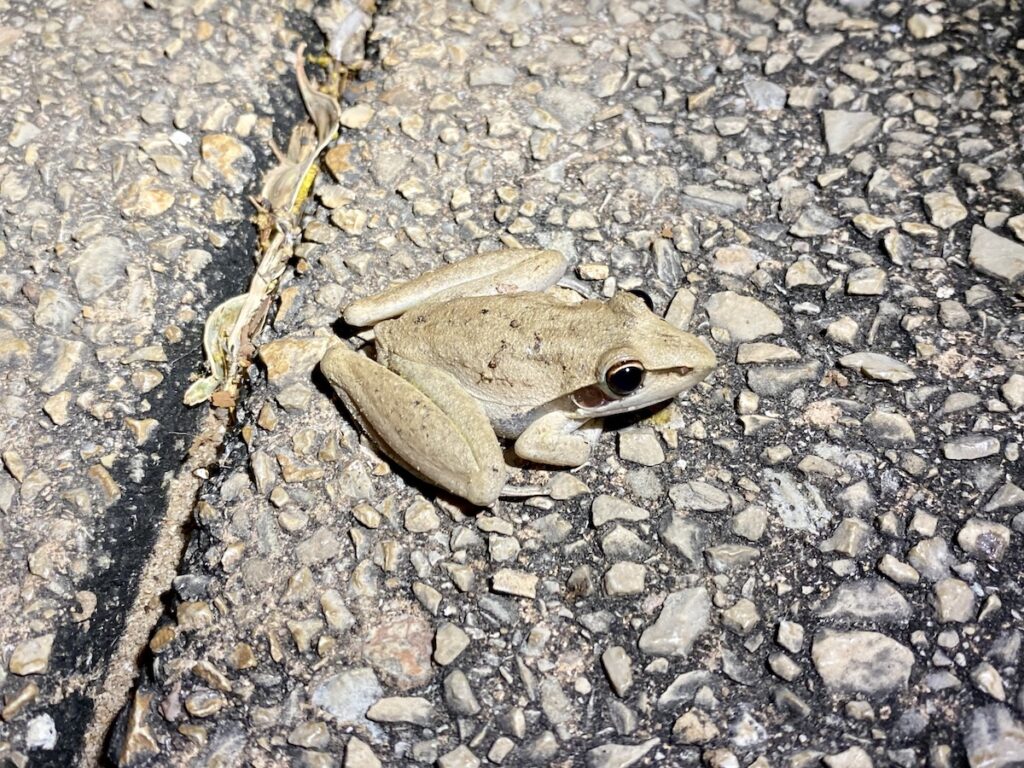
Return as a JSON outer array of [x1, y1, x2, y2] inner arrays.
[[722, 598, 760, 636], [600, 528, 647, 564], [820, 517, 872, 557], [260, 336, 331, 387], [668, 481, 729, 512], [984, 483, 1024, 512], [618, 429, 665, 466], [362, 613, 433, 689], [437, 745, 480, 768], [469, 63, 517, 87], [972, 662, 1007, 702], [907, 13, 943, 38], [443, 670, 481, 716], [731, 505, 768, 541], [846, 266, 887, 295], [823, 747, 873, 768], [863, 409, 916, 447], [706, 291, 783, 342], [8, 121, 40, 147], [852, 214, 895, 238], [924, 190, 968, 230], [713, 245, 760, 277], [786, 259, 829, 287], [1001, 374, 1024, 411], [592, 495, 649, 526], [604, 562, 646, 596], [601, 646, 634, 698], [9, 635, 54, 675], [816, 580, 911, 625], [838, 352, 915, 383], [311, 667, 382, 724], [25, 714, 56, 750], [492, 569, 537, 598], [964, 705, 1024, 768], [958, 518, 1012, 563], [639, 588, 711, 657], [811, 630, 913, 696], [657, 670, 716, 710], [404, 499, 440, 533], [835, 480, 876, 516], [201, 133, 255, 192], [908, 537, 953, 581], [736, 343, 800, 365], [797, 33, 844, 64], [345, 737, 381, 768], [790, 205, 841, 237], [118, 175, 175, 217], [746, 361, 822, 397], [969, 226, 1024, 283], [584, 738, 659, 768], [340, 104, 375, 129], [537, 86, 599, 134], [673, 708, 719, 744], [705, 544, 761, 572], [70, 237, 129, 301], [658, 514, 707, 567], [288, 721, 330, 749], [33, 289, 78, 333], [115, 691, 159, 765], [434, 622, 471, 666], [744, 78, 787, 110], [933, 578, 976, 623], [680, 185, 748, 214], [321, 590, 355, 632], [539, 677, 573, 727], [823, 110, 881, 154], [944, 435, 1000, 461], [365, 696, 434, 725]]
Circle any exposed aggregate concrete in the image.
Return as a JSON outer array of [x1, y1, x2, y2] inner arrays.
[[2, 0, 1024, 766], [120, 0, 1024, 765]]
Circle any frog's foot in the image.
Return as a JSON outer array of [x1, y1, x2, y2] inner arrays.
[[499, 483, 551, 498], [513, 413, 601, 467], [344, 248, 568, 326], [321, 347, 506, 506]]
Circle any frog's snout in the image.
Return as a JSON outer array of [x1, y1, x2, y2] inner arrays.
[[668, 331, 716, 381], [691, 337, 717, 375]]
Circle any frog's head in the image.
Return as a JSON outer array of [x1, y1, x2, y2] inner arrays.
[[568, 292, 716, 418]]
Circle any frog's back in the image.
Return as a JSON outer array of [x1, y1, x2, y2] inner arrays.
[[375, 292, 628, 408]]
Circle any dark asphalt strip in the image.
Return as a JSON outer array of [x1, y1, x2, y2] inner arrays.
[[38, 20, 318, 768]]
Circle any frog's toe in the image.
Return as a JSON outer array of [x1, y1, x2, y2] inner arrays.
[[451, 463, 506, 507]]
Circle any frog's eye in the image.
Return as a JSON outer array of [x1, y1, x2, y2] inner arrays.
[[604, 360, 646, 397]]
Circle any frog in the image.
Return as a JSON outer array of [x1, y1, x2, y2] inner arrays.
[[320, 248, 716, 506]]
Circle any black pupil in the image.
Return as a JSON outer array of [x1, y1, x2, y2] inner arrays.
[[607, 364, 644, 396]]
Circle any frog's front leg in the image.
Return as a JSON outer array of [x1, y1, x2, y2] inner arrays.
[[321, 346, 506, 506], [344, 248, 567, 326], [513, 412, 602, 467]]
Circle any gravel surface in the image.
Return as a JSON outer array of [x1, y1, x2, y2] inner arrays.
[[0, 0, 313, 763], [3, 0, 1024, 766]]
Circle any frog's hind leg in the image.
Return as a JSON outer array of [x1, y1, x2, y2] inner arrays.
[[344, 248, 567, 326], [321, 346, 506, 506]]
